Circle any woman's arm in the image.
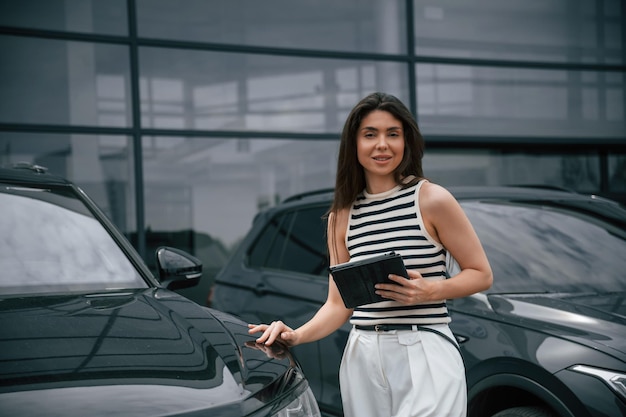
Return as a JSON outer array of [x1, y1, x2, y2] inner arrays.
[[249, 209, 353, 346], [422, 182, 493, 299], [375, 182, 492, 304]]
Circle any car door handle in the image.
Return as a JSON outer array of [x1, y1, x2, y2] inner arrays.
[[254, 283, 267, 296]]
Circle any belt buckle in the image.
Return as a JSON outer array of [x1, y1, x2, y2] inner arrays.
[[375, 324, 382, 332]]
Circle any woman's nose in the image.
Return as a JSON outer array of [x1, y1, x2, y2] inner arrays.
[[376, 135, 388, 148]]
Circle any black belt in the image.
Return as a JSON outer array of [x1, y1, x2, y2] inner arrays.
[[354, 324, 463, 360], [354, 324, 416, 332]]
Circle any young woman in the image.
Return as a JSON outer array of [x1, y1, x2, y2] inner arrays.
[[249, 92, 493, 417]]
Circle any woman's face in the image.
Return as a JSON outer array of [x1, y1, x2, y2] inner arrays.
[[356, 110, 405, 184]]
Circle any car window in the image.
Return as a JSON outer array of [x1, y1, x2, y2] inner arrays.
[[462, 201, 626, 294], [281, 206, 328, 276], [247, 211, 294, 269], [248, 205, 328, 277], [248, 215, 283, 268], [265, 211, 295, 270], [0, 184, 146, 295]]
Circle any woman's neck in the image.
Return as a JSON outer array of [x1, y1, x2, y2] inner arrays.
[[364, 175, 401, 194]]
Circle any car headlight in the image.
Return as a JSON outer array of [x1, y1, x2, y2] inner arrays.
[[570, 364, 626, 400], [272, 386, 321, 417]]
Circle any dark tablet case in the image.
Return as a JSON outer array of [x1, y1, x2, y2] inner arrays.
[[329, 251, 408, 308]]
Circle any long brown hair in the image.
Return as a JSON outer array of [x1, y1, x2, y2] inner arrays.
[[330, 92, 425, 213]]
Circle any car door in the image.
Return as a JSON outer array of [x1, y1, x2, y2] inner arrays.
[[214, 203, 346, 415]]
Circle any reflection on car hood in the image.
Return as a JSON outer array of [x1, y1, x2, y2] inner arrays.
[[489, 292, 626, 357], [0, 289, 297, 416]]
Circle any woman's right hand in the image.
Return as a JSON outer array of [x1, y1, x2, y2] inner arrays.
[[248, 321, 298, 346]]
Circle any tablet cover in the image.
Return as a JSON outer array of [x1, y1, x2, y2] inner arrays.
[[329, 251, 408, 308]]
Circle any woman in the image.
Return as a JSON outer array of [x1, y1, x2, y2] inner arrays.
[[249, 92, 493, 417]]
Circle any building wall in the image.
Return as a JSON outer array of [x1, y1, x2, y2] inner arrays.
[[1, 0, 624, 303]]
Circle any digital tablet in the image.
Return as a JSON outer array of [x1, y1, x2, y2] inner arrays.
[[329, 251, 408, 308]]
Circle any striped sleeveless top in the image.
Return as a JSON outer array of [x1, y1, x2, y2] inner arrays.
[[346, 179, 451, 326]]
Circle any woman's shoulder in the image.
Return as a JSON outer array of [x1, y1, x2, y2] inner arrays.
[[327, 208, 351, 263], [329, 207, 351, 226], [418, 181, 458, 212]]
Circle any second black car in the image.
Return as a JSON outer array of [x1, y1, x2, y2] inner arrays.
[[212, 185, 626, 417]]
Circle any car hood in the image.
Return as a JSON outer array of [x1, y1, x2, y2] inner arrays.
[[487, 292, 626, 358], [0, 289, 301, 416]]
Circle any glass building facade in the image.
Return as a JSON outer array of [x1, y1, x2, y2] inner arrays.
[[1, 0, 624, 304]]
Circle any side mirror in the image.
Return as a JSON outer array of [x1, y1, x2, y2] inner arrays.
[[156, 246, 202, 290]]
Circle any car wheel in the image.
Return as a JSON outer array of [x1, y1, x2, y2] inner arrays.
[[491, 406, 557, 417]]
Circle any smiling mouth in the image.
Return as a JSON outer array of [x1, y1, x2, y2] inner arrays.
[[373, 156, 391, 161]]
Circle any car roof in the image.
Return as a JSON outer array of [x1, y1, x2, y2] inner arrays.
[[448, 185, 606, 201], [0, 164, 71, 186], [282, 184, 615, 204], [275, 184, 626, 228]]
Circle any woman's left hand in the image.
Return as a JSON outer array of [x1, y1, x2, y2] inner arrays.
[[375, 269, 435, 304]]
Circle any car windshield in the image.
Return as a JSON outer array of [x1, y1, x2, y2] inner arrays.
[[0, 184, 146, 295], [461, 200, 626, 294]]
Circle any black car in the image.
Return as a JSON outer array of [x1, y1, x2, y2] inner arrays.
[[212, 185, 626, 417], [0, 164, 321, 417]]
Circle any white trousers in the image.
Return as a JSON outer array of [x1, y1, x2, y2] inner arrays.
[[339, 324, 467, 417]]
